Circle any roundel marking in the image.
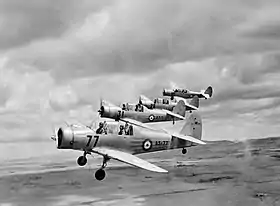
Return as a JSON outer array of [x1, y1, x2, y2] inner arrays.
[[142, 139, 152, 151], [148, 114, 155, 122]]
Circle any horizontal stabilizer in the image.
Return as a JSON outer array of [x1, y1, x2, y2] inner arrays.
[[161, 128, 206, 145], [172, 133, 206, 145], [91, 147, 168, 173]]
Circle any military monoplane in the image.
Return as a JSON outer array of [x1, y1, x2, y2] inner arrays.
[[139, 95, 199, 112], [98, 99, 186, 125], [163, 86, 213, 100], [51, 111, 205, 181]]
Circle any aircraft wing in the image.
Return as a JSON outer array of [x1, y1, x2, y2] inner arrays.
[[185, 102, 199, 110], [119, 118, 204, 145], [91, 147, 168, 173], [120, 118, 158, 131], [162, 109, 185, 120]]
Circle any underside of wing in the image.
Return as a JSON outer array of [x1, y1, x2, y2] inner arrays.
[[91, 147, 168, 173], [162, 109, 185, 120]]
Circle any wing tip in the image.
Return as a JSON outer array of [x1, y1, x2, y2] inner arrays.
[[156, 168, 169, 173]]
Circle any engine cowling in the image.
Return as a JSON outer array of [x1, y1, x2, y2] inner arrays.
[[163, 89, 175, 97], [57, 127, 73, 149], [99, 105, 121, 119], [140, 100, 154, 109], [56, 126, 95, 150]]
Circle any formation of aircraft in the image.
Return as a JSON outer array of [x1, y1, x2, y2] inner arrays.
[[51, 111, 205, 181], [139, 95, 199, 112], [50, 86, 213, 181], [163, 86, 213, 100], [98, 99, 186, 125]]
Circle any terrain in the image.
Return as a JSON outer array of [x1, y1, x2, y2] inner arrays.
[[1, 137, 280, 206]]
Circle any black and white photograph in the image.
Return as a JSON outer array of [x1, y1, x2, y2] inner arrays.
[[1, 0, 280, 205]]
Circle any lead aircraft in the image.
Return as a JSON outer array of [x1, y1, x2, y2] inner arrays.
[[163, 86, 213, 100], [139, 95, 199, 112], [51, 111, 205, 181]]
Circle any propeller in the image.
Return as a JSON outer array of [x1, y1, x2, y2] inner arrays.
[[138, 96, 142, 104], [50, 124, 57, 142], [97, 98, 105, 116], [86, 119, 95, 130]]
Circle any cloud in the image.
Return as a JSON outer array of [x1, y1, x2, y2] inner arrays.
[[5, 0, 280, 81], [0, 0, 113, 50], [0, 0, 280, 154]]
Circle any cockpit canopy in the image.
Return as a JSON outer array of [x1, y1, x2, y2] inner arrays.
[[154, 98, 177, 105], [121, 103, 144, 112], [174, 89, 189, 93], [96, 121, 134, 136]]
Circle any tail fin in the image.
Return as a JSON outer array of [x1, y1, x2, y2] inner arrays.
[[189, 96, 199, 108], [172, 100, 186, 117], [203, 86, 213, 99], [180, 111, 202, 140]]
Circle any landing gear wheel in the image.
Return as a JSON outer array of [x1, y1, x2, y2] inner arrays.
[[77, 156, 87, 166], [95, 169, 106, 181], [182, 148, 187, 154]]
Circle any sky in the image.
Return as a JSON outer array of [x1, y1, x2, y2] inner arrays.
[[1, 0, 280, 156]]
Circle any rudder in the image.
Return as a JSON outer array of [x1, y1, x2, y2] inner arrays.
[[204, 86, 213, 98], [180, 111, 202, 140], [189, 96, 199, 108]]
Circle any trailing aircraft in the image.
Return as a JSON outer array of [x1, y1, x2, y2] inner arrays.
[[98, 99, 186, 125], [163, 86, 213, 100], [50, 111, 205, 181], [139, 95, 199, 112]]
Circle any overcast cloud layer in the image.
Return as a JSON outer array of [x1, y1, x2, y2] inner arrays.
[[1, 0, 280, 155]]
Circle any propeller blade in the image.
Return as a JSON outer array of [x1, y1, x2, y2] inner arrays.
[[51, 135, 56, 141], [50, 124, 57, 142], [63, 121, 70, 126]]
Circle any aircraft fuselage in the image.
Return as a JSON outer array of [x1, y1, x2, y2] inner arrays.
[[56, 122, 195, 155], [101, 107, 183, 123]]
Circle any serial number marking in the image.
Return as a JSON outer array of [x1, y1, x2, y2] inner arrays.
[[155, 141, 169, 146]]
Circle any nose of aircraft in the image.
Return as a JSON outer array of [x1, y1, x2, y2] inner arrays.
[[56, 126, 74, 149], [163, 89, 173, 96], [98, 106, 105, 116]]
